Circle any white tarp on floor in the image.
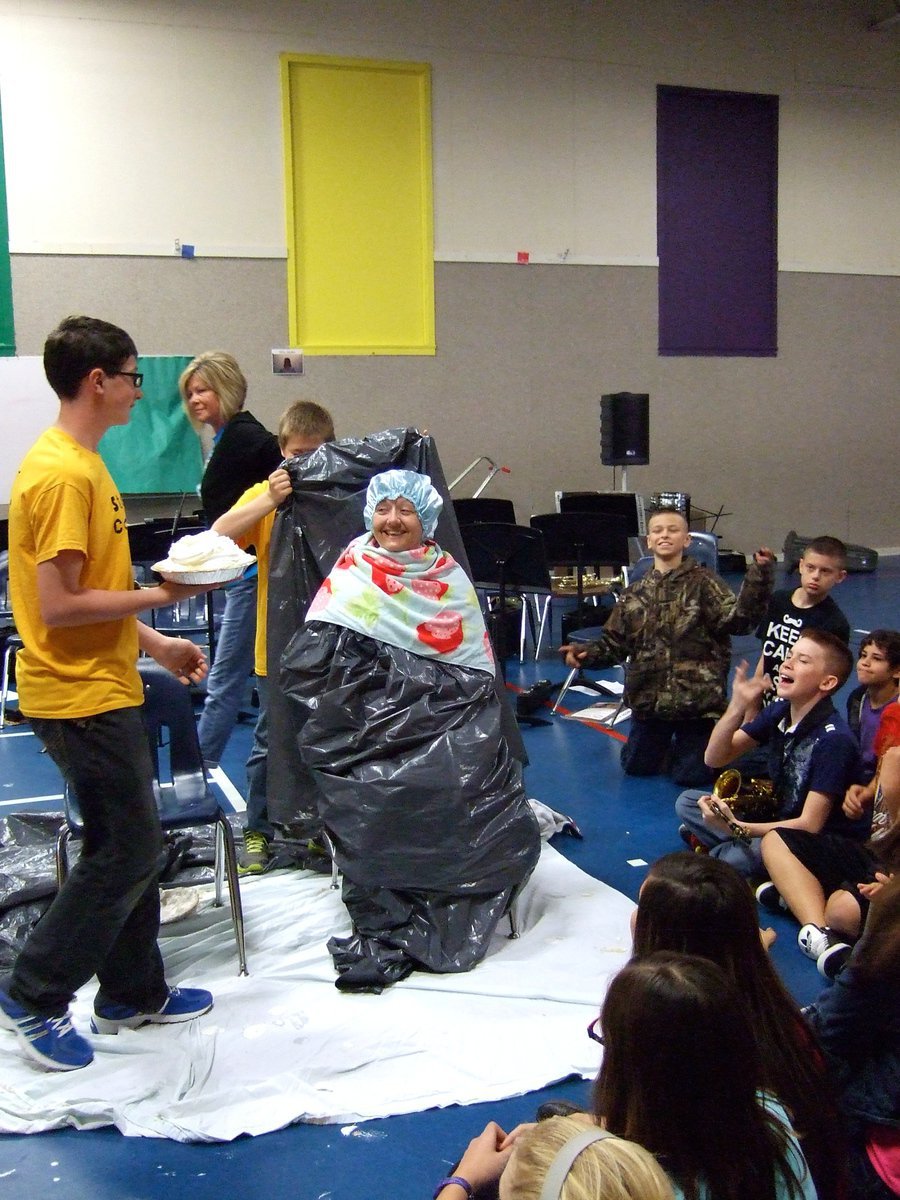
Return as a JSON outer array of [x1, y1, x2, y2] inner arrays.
[[0, 845, 632, 1142]]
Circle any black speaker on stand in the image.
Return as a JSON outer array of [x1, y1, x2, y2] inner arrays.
[[600, 393, 649, 490]]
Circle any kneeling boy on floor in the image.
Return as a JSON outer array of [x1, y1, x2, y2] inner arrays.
[[212, 399, 335, 873], [675, 628, 863, 882], [560, 508, 775, 787]]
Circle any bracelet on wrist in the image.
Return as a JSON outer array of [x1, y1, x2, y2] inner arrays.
[[433, 1176, 475, 1200]]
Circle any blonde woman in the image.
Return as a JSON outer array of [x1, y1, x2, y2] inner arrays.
[[178, 352, 281, 770]]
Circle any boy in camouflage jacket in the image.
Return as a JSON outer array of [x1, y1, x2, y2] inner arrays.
[[561, 509, 775, 786]]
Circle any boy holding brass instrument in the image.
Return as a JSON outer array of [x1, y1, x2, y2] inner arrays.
[[675, 628, 863, 879]]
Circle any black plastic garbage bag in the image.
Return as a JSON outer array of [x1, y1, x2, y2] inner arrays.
[[281, 623, 541, 990], [265, 428, 525, 836], [0, 813, 63, 970]]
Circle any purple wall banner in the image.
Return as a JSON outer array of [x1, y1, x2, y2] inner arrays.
[[657, 85, 778, 357]]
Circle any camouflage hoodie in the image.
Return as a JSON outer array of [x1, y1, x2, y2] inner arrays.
[[579, 555, 774, 721]]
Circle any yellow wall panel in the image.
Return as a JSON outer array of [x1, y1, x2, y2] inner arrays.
[[282, 55, 434, 355]]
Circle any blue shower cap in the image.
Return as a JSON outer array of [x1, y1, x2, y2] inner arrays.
[[363, 470, 443, 539]]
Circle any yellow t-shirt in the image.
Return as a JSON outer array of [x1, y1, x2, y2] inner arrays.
[[9, 427, 143, 718], [230, 480, 275, 677]]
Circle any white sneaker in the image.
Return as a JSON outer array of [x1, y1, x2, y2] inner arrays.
[[817, 940, 852, 980], [797, 923, 831, 960], [755, 881, 787, 913]]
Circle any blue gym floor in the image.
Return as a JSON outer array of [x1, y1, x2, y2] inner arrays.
[[1, 558, 897, 1200]]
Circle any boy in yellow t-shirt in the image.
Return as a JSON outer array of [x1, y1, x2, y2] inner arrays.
[[0, 316, 217, 1073], [212, 400, 335, 872]]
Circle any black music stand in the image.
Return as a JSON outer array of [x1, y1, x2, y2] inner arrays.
[[454, 497, 517, 526], [529, 512, 630, 630], [459, 522, 552, 687], [555, 492, 643, 537], [530, 512, 631, 708]]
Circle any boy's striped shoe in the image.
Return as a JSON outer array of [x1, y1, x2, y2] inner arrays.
[[0, 988, 93, 1071], [91, 985, 213, 1034]]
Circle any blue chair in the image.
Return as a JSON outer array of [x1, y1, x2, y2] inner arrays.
[[55, 660, 248, 975], [628, 530, 719, 581]]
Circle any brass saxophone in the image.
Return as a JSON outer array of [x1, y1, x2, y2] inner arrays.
[[712, 769, 779, 822]]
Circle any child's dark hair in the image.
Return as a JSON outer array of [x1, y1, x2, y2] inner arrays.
[[278, 400, 335, 446], [43, 315, 137, 399], [859, 629, 900, 674], [632, 853, 844, 1200], [593, 952, 811, 1200], [803, 536, 847, 568], [797, 627, 854, 690]]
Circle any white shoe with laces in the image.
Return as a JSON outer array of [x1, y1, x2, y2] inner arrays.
[[817, 940, 852, 980], [0, 988, 93, 1071], [797, 923, 832, 961]]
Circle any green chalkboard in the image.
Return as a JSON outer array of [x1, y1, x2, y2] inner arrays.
[[0, 93, 15, 357], [99, 355, 202, 494]]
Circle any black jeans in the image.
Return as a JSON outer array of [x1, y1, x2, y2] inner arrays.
[[7, 707, 167, 1017], [620, 716, 716, 787]]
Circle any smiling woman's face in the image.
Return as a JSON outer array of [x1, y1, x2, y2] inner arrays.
[[371, 497, 424, 552], [184, 372, 224, 431]]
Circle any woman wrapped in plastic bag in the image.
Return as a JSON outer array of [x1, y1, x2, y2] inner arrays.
[[281, 469, 541, 992]]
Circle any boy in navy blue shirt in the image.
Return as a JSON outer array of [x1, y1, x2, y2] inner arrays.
[[675, 628, 862, 879]]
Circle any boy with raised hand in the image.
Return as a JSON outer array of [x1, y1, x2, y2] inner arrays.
[[750, 631, 899, 942], [560, 507, 775, 786], [675, 628, 863, 882], [0, 316, 217, 1072], [211, 399, 335, 874], [756, 536, 850, 702], [759, 669, 900, 981]]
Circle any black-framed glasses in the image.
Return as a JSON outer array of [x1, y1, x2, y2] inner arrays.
[[587, 1017, 604, 1045], [115, 371, 144, 388]]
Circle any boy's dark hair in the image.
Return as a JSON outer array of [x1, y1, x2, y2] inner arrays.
[[803, 536, 847, 569], [43, 315, 137, 399], [278, 399, 335, 446], [859, 628, 900, 673], [646, 507, 688, 526], [798, 627, 854, 690]]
